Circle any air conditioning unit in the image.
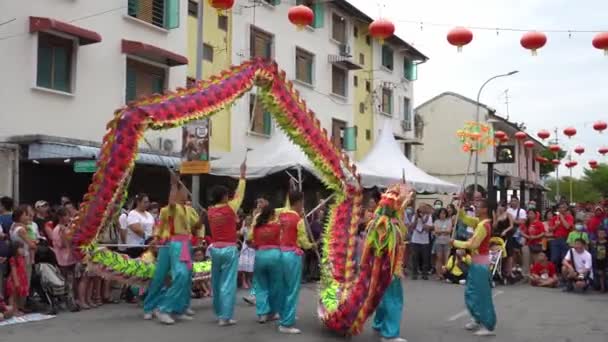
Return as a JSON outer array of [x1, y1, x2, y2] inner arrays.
[[401, 120, 412, 131], [157, 137, 175, 152], [339, 44, 352, 57]]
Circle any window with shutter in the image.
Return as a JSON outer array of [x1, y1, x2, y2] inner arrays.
[[331, 119, 347, 149], [331, 66, 347, 97], [295, 48, 314, 85], [343, 126, 357, 151], [381, 88, 393, 115], [164, 0, 180, 29], [332, 13, 346, 43], [128, 0, 180, 29], [404, 58, 418, 81], [125, 58, 167, 103], [382, 45, 394, 70], [36, 32, 73, 93], [218, 15, 228, 31], [250, 27, 273, 59], [248, 94, 272, 136], [187, 0, 197, 17], [203, 44, 214, 62]]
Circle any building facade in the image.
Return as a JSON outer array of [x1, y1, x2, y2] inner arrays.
[[0, 0, 189, 201], [414, 92, 545, 205]]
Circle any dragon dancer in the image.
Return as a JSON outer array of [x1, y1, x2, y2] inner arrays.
[[207, 162, 247, 326], [371, 184, 414, 342], [277, 191, 315, 334], [451, 199, 497, 337], [143, 173, 203, 324]]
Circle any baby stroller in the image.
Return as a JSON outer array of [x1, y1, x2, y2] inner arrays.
[[32, 241, 69, 314], [489, 237, 507, 287]]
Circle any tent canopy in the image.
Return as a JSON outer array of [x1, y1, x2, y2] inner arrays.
[[357, 121, 459, 194], [211, 129, 318, 179]]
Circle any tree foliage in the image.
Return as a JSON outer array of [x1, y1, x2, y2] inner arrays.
[[583, 164, 608, 197], [546, 177, 602, 204], [539, 149, 567, 177]]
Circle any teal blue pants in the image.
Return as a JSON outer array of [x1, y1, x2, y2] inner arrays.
[[279, 251, 302, 327], [210, 246, 239, 320], [465, 264, 496, 331], [143, 241, 192, 315], [373, 277, 404, 339], [253, 249, 282, 317]]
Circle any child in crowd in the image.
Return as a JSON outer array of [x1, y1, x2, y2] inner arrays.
[[5, 241, 28, 316], [192, 247, 211, 298], [442, 249, 471, 285], [567, 219, 589, 247], [530, 252, 558, 288], [592, 229, 607, 292], [238, 215, 255, 289]]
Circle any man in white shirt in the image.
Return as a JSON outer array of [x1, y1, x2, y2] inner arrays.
[[406, 205, 433, 280], [506, 196, 527, 225], [562, 238, 593, 292]]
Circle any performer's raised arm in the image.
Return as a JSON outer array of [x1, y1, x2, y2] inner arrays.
[[453, 221, 489, 252], [228, 162, 247, 212], [458, 209, 480, 229]]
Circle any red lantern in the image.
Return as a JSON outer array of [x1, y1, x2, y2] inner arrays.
[[447, 27, 473, 52], [589, 160, 598, 169], [494, 130, 507, 141], [209, 0, 235, 11], [599, 147, 608, 156], [524, 140, 535, 149], [520, 31, 547, 56], [514, 131, 527, 141], [369, 18, 395, 44], [592, 32, 608, 55], [563, 127, 577, 138], [552, 159, 561, 166], [593, 121, 607, 133], [566, 161, 578, 169], [288, 5, 314, 30], [574, 146, 585, 155], [537, 129, 550, 140], [591, 164, 599, 170], [500, 136, 510, 143], [549, 145, 561, 153]]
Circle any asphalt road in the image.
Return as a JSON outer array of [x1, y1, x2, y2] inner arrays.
[[2, 280, 607, 342]]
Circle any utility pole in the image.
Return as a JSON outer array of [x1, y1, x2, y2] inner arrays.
[[192, 0, 205, 207], [553, 127, 560, 202], [503, 89, 511, 120]]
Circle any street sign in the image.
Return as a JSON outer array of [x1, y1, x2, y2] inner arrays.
[[74, 160, 97, 173]]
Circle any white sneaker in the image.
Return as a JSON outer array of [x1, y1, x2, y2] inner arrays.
[[156, 312, 175, 325], [176, 314, 194, 321], [269, 313, 280, 321], [445, 279, 452, 284], [279, 326, 302, 334], [465, 319, 480, 331], [243, 295, 256, 305], [218, 319, 237, 327], [380, 338, 408, 342], [143, 312, 153, 320], [258, 315, 268, 324], [185, 308, 195, 316], [459, 279, 467, 285], [474, 327, 496, 336]]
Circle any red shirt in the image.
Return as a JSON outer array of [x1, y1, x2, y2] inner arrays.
[[278, 211, 301, 248], [587, 214, 605, 236], [550, 214, 574, 239], [208, 205, 238, 243], [530, 261, 556, 278], [253, 223, 281, 247], [521, 220, 545, 246]]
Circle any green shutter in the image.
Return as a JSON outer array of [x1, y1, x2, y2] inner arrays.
[[165, 0, 180, 29], [128, 0, 139, 16], [312, 3, 324, 28], [307, 60, 313, 84], [263, 111, 272, 135], [343, 127, 357, 151], [36, 46, 53, 89], [409, 63, 418, 81], [126, 65, 136, 102], [53, 46, 70, 92], [153, 75, 165, 93], [265, 40, 272, 59], [272, 0, 281, 5]]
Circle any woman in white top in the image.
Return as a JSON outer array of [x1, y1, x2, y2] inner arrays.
[[125, 194, 154, 258]]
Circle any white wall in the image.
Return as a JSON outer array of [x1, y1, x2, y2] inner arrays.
[[229, 0, 359, 154], [0, 0, 188, 152]]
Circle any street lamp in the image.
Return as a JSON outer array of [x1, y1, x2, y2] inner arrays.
[[473, 70, 519, 194]]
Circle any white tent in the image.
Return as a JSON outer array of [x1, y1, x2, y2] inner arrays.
[[210, 129, 319, 179], [357, 121, 459, 193]]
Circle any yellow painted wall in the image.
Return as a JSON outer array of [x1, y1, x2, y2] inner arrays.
[[187, 1, 232, 152], [353, 24, 374, 161]]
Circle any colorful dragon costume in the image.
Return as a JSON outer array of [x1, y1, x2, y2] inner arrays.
[[70, 59, 407, 336]]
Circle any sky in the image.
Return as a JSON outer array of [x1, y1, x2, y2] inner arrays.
[[349, 0, 608, 178]]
